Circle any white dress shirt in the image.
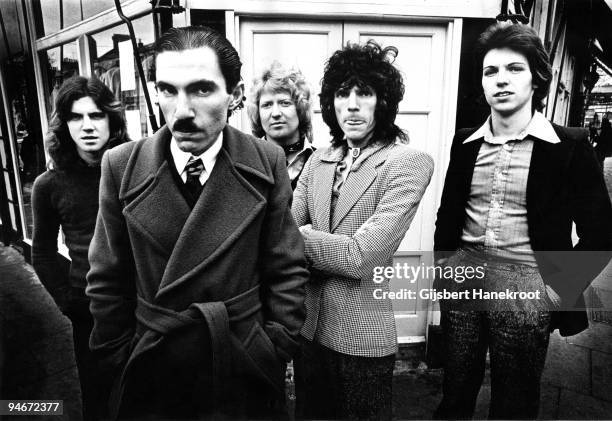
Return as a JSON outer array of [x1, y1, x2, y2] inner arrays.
[[170, 131, 223, 186]]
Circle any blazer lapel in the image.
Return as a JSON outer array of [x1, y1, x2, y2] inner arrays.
[[313, 147, 343, 232], [527, 139, 568, 217], [330, 145, 386, 232]]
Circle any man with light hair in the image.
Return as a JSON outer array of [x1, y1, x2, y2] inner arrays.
[[248, 62, 314, 189]]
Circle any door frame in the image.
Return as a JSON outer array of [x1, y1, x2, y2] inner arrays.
[[238, 14, 463, 342]]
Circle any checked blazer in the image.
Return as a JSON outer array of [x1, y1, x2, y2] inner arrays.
[[292, 140, 434, 357]]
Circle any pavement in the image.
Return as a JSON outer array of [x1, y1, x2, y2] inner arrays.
[[391, 158, 612, 420], [1, 159, 612, 420]]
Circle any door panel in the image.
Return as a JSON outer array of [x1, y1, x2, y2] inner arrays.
[[241, 18, 454, 339], [344, 22, 448, 338]]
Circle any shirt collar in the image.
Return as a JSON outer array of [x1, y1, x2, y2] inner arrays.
[[170, 131, 224, 176], [294, 137, 314, 157], [463, 111, 561, 145]]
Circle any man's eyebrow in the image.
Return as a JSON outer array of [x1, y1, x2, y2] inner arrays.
[[186, 80, 217, 90], [155, 80, 218, 90], [155, 81, 174, 89]]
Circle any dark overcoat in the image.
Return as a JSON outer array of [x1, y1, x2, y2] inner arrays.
[[434, 123, 612, 336], [86, 125, 308, 419]]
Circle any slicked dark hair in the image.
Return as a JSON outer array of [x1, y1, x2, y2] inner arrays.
[[320, 40, 407, 147], [475, 23, 552, 112], [46, 76, 128, 171], [155, 26, 242, 93]]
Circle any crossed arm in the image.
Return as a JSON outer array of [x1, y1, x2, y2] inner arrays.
[[292, 149, 434, 281]]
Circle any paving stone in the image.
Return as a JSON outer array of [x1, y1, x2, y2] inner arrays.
[[566, 321, 612, 354], [592, 350, 612, 402], [557, 388, 612, 420], [538, 383, 560, 420], [542, 331, 591, 395], [0, 247, 24, 267]]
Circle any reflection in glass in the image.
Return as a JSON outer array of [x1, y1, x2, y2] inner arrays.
[[39, 0, 60, 35], [43, 43, 79, 119], [62, 0, 83, 28], [5, 56, 46, 239], [82, 0, 116, 20], [38, 0, 118, 36], [92, 15, 158, 141], [16, 41, 80, 240]]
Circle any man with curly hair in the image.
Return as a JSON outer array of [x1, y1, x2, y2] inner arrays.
[[248, 62, 314, 190], [292, 40, 434, 420]]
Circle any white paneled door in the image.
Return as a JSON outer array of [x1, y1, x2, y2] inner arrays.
[[240, 18, 458, 340], [343, 22, 448, 340]]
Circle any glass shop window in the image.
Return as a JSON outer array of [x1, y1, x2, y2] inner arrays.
[[5, 56, 47, 240], [38, 0, 117, 36], [91, 14, 158, 141], [41, 42, 80, 121], [12, 41, 78, 240]]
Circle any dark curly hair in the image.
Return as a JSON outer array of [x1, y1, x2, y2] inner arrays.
[[474, 23, 552, 112], [46, 76, 128, 171], [320, 40, 407, 146]]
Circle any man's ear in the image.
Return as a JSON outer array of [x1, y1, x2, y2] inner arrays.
[[229, 81, 245, 111]]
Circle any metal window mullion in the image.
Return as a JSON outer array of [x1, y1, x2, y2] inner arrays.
[[34, 0, 151, 52], [0, 65, 28, 238]]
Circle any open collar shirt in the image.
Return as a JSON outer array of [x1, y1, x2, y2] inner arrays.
[[460, 111, 561, 265]]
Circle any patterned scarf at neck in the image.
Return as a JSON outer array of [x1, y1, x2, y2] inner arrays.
[[280, 138, 304, 157]]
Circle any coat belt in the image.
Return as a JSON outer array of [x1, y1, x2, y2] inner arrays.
[[133, 285, 262, 407]]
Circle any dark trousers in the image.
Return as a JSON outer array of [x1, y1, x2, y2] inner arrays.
[[434, 250, 553, 419], [66, 300, 105, 421], [434, 310, 551, 420], [294, 337, 394, 420]]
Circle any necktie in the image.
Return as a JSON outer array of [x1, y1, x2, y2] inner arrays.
[[184, 156, 204, 199]]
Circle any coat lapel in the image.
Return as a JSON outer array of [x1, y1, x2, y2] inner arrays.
[[155, 126, 271, 298], [156, 150, 266, 297], [121, 126, 190, 258]]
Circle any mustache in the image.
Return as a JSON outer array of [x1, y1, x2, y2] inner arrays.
[[172, 119, 199, 132]]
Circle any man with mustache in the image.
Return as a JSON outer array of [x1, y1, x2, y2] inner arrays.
[[86, 26, 308, 419], [292, 41, 434, 420]]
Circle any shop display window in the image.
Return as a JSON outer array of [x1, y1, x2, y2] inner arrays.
[[39, 0, 117, 36], [42, 43, 80, 120], [16, 41, 79, 241], [91, 14, 158, 141]]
